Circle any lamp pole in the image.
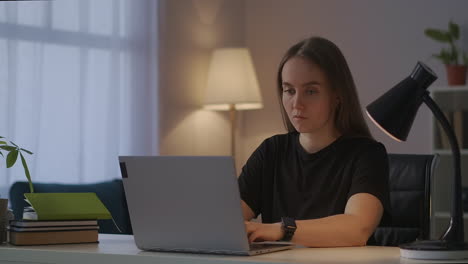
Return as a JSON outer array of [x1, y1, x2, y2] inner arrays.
[[229, 104, 237, 158]]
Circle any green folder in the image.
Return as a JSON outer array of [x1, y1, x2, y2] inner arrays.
[[23, 193, 112, 221]]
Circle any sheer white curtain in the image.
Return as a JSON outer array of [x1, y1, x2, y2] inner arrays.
[[0, 0, 158, 197]]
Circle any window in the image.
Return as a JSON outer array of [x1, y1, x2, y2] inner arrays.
[[0, 0, 158, 197]]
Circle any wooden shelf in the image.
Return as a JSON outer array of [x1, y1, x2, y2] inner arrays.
[[434, 212, 468, 219], [430, 85, 468, 92], [433, 149, 468, 155]]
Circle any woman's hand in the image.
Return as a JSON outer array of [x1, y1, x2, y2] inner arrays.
[[244, 221, 283, 243]]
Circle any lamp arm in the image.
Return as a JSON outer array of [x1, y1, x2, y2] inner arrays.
[[422, 92, 464, 243]]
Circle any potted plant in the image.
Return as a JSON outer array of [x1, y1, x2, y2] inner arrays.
[[425, 20, 468, 86], [0, 136, 33, 242], [0, 136, 33, 192]]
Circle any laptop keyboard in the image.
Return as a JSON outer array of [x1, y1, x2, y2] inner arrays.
[[249, 243, 288, 250]]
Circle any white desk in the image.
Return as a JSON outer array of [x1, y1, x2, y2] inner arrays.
[[0, 234, 465, 264]]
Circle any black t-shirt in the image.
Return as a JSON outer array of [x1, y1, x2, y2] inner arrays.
[[238, 132, 391, 224]]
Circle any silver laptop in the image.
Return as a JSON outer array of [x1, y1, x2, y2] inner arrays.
[[119, 156, 294, 255]]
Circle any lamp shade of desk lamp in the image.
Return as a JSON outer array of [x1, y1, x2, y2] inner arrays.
[[366, 61, 468, 260], [204, 48, 263, 159]]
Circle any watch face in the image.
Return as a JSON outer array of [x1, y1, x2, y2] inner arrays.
[[282, 217, 296, 229], [281, 217, 296, 242]]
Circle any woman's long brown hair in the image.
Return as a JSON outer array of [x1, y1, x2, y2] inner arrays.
[[276, 36, 372, 138]]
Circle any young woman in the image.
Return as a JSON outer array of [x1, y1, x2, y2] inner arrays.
[[238, 36, 390, 247]]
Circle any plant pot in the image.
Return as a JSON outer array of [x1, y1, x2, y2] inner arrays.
[[445, 64, 467, 86]]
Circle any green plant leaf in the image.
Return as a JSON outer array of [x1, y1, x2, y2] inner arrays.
[[6, 149, 19, 168], [442, 48, 454, 63], [0, 141, 6, 145], [451, 48, 459, 64], [433, 54, 448, 64], [20, 148, 33, 155], [0, 151, 3, 158], [0, 145, 17, 151], [449, 21, 460, 40], [425, 29, 451, 42], [20, 153, 34, 193], [434, 49, 453, 64], [0, 136, 4, 139], [10, 141, 18, 148]]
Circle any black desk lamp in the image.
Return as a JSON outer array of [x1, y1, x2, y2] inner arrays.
[[366, 61, 468, 260]]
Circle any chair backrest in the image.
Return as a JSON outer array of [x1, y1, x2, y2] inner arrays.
[[370, 153, 438, 246], [9, 179, 132, 234]]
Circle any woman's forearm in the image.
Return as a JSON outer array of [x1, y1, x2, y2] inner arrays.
[[293, 214, 373, 247]]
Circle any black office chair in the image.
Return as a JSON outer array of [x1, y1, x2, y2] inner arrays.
[[370, 154, 438, 246]]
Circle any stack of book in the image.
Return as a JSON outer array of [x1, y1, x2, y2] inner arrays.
[[9, 219, 99, 246], [8, 192, 112, 246]]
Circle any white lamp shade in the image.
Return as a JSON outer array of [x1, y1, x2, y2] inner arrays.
[[204, 48, 263, 111]]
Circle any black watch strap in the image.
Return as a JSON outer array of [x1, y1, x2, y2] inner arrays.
[[280, 217, 296, 241]]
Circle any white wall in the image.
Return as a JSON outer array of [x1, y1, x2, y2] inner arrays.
[[157, 0, 245, 158], [240, 0, 468, 167], [156, 0, 468, 171]]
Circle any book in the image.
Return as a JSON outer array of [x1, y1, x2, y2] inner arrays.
[[463, 111, 468, 149], [10, 219, 98, 228], [23, 193, 112, 221], [453, 110, 464, 148], [9, 225, 99, 232], [9, 229, 99, 246]]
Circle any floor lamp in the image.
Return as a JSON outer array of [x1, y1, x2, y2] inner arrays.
[[203, 48, 263, 164], [366, 61, 468, 260]]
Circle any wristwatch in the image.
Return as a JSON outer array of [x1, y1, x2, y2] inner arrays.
[[280, 217, 297, 241]]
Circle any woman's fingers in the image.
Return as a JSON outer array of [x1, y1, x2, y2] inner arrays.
[[244, 221, 254, 234], [245, 222, 267, 243], [245, 222, 260, 242], [249, 232, 259, 243]]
